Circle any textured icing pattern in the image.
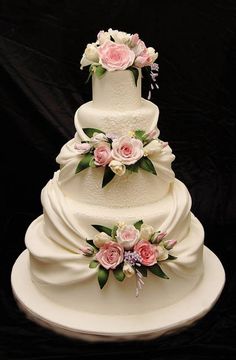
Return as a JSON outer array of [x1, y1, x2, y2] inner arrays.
[[75, 99, 160, 139], [56, 136, 175, 207], [92, 70, 141, 110], [25, 178, 204, 313]]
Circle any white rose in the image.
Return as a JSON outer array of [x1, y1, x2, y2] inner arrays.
[[90, 132, 108, 145], [93, 232, 112, 248], [108, 28, 131, 44], [139, 224, 154, 241], [147, 47, 158, 62], [80, 53, 93, 69], [156, 245, 169, 261], [123, 262, 135, 278], [116, 224, 140, 250], [109, 160, 126, 176], [143, 140, 163, 158], [97, 30, 110, 44], [84, 43, 99, 62]]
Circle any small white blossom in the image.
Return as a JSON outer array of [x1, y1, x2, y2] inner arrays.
[[123, 262, 135, 278], [109, 160, 126, 176], [93, 232, 112, 248], [139, 224, 154, 241]]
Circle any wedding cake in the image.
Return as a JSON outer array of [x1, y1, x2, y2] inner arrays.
[[11, 29, 225, 341]]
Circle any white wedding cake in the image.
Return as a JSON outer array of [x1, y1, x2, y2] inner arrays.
[[11, 29, 225, 341]]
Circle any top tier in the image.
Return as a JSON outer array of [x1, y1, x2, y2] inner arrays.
[[92, 70, 142, 111]]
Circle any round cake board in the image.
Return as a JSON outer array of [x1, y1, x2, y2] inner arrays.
[[11, 247, 225, 342]]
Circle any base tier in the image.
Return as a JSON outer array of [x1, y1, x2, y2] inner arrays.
[[11, 247, 225, 342]]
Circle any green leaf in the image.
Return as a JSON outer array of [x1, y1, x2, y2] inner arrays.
[[167, 254, 177, 261], [134, 129, 146, 141], [85, 70, 92, 84], [111, 225, 118, 239], [127, 163, 139, 173], [98, 266, 109, 289], [92, 225, 112, 236], [85, 64, 95, 84], [89, 260, 99, 268], [113, 266, 125, 282], [86, 239, 99, 251], [89, 157, 96, 168], [148, 263, 169, 279], [138, 265, 147, 277], [133, 220, 143, 230], [128, 66, 139, 86], [95, 65, 106, 78], [138, 157, 157, 175], [102, 166, 116, 188], [83, 128, 105, 138], [75, 153, 93, 173]]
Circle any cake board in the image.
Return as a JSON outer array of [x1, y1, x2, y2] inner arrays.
[[11, 246, 225, 342]]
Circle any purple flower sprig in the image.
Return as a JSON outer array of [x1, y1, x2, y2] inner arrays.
[[124, 250, 142, 266], [145, 63, 159, 100]]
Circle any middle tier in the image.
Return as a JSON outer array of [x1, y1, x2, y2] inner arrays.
[[74, 98, 159, 138], [56, 136, 175, 207]]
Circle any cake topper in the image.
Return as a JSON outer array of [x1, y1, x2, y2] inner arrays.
[[80, 28, 159, 98]]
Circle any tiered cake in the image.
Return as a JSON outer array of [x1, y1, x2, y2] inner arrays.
[[11, 29, 225, 341]]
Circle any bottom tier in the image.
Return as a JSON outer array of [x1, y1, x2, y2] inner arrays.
[[11, 246, 225, 341], [25, 214, 204, 314], [23, 175, 206, 315]]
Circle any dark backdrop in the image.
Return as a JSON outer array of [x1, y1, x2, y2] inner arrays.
[[1, 0, 236, 359]]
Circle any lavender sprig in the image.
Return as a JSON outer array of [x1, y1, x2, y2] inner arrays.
[[124, 251, 142, 266], [147, 63, 159, 100]]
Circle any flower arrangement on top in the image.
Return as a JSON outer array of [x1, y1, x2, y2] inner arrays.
[[80, 28, 159, 97], [81, 220, 177, 296], [75, 127, 167, 187]]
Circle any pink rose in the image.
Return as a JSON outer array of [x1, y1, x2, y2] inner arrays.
[[134, 240, 158, 266], [111, 136, 144, 165], [94, 144, 112, 167], [130, 33, 140, 47], [134, 48, 153, 68], [116, 224, 140, 250], [96, 241, 124, 270], [74, 142, 91, 154], [133, 39, 147, 57], [98, 40, 135, 71]]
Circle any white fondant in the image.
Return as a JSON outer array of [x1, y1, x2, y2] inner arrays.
[[74, 99, 160, 139], [25, 213, 203, 313], [92, 70, 142, 110], [11, 247, 225, 341]]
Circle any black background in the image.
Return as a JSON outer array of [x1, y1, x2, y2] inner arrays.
[[1, 0, 236, 359]]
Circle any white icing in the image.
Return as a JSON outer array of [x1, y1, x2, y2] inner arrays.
[[92, 70, 142, 110], [74, 99, 160, 139]]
